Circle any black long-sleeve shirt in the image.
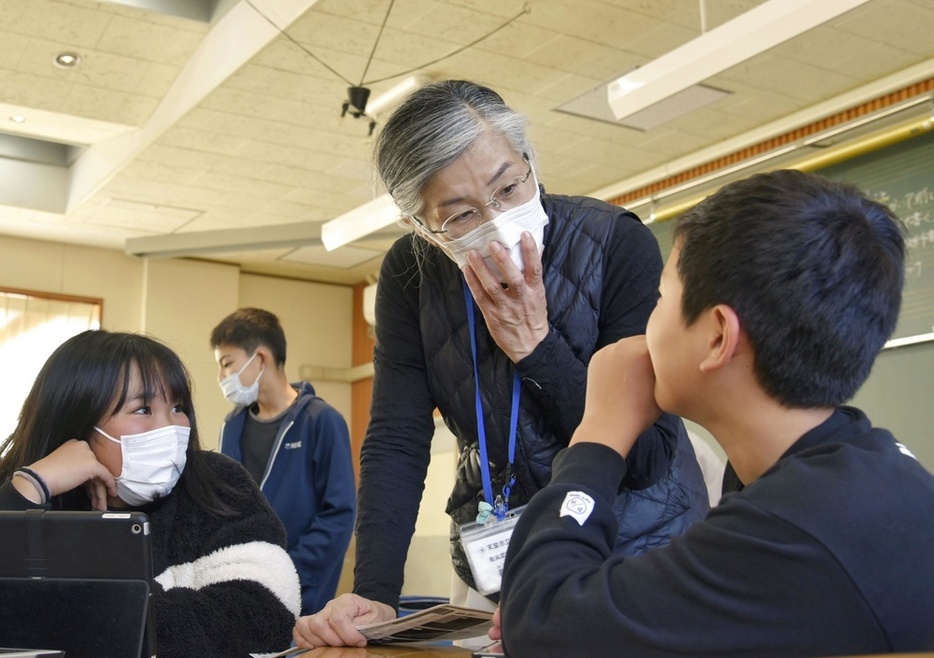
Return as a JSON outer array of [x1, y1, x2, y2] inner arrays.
[[501, 407, 934, 657]]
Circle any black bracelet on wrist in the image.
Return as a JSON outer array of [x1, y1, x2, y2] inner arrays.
[[16, 466, 51, 504]]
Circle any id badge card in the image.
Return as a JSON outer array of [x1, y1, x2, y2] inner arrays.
[[459, 505, 525, 596]]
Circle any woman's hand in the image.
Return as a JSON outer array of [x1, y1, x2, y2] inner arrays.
[[25, 439, 117, 511], [488, 605, 502, 641], [464, 232, 548, 363], [292, 593, 396, 648]]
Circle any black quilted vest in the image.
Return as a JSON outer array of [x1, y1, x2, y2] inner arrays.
[[415, 192, 707, 591]]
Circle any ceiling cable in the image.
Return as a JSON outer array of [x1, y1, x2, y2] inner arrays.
[[244, 0, 354, 85], [358, 0, 396, 85], [361, 4, 532, 86], [246, 0, 531, 88]]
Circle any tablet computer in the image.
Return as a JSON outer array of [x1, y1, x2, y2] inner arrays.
[[0, 510, 156, 658]]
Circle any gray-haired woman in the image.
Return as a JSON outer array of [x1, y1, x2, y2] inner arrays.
[[294, 79, 709, 648]]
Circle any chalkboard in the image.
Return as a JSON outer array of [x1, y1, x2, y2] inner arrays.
[[646, 129, 934, 341], [818, 129, 934, 340], [642, 129, 934, 469]]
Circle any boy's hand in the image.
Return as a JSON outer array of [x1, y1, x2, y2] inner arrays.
[[570, 336, 662, 458]]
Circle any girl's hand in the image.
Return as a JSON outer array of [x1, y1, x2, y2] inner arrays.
[[26, 439, 117, 511]]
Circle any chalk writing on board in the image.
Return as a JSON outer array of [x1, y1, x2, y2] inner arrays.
[[906, 231, 934, 252], [871, 184, 934, 215], [867, 184, 933, 286]]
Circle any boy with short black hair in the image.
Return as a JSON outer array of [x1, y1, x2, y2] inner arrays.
[[498, 170, 934, 657], [211, 307, 356, 616]]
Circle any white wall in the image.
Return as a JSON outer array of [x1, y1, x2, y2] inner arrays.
[[402, 419, 458, 598], [237, 273, 352, 425], [0, 236, 354, 453], [141, 257, 240, 450], [0, 235, 144, 331]]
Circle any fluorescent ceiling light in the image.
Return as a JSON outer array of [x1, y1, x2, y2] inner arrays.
[[558, 83, 730, 132], [366, 75, 432, 119], [321, 193, 402, 251], [323, 76, 432, 250], [607, 0, 874, 121]]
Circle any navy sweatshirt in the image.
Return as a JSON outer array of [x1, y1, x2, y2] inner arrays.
[[501, 407, 934, 657]]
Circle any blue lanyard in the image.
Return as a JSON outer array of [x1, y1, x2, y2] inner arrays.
[[463, 279, 520, 522]]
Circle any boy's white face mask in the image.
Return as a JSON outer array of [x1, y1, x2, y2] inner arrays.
[[218, 351, 264, 407], [417, 181, 548, 282]]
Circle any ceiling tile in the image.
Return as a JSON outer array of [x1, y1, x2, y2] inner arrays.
[[634, 128, 718, 159], [714, 87, 808, 125], [62, 83, 159, 124], [0, 70, 71, 112], [473, 20, 563, 61], [85, 198, 202, 233], [712, 53, 862, 104], [621, 20, 699, 60], [281, 243, 384, 269], [526, 0, 665, 50], [305, 0, 439, 30], [775, 25, 881, 69], [833, 0, 934, 57], [664, 107, 760, 141], [523, 35, 641, 81], [196, 172, 297, 199], [95, 14, 206, 66], [281, 186, 359, 210], [0, 31, 29, 70], [10, 1, 112, 48], [406, 3, 512, 42], [832, 43, 921, 82], [0, 0, 929, 286], [102, 175, 227, 209], [120, 159, 207, 186], [160, 125, 249, 155]]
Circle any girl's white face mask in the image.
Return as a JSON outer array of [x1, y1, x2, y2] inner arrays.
[[218, 352, 264, 407], [95, 424, 190, 507], [418, 179, 549, 282]]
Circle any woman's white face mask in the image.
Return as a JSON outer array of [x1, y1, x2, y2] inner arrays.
[[416, 176, 548, 282]]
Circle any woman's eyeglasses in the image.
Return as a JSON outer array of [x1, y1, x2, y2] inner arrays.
[[416, 166, 533, 240]]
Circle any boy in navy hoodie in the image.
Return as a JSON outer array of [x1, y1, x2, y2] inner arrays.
[[212, 307, 355, 615]]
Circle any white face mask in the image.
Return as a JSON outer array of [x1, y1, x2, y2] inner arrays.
[[420, 179, 549, 282], [218, 352, 264, 407], [95, 424, 190, 507]]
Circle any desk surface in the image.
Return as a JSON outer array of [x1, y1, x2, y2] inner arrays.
[[292, 645, 476, 658], [288, 648, 934, 658]]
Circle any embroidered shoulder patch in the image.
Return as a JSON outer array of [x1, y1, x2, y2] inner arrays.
[[896, 441, 917, 460], [559, 491, 595, 526]]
